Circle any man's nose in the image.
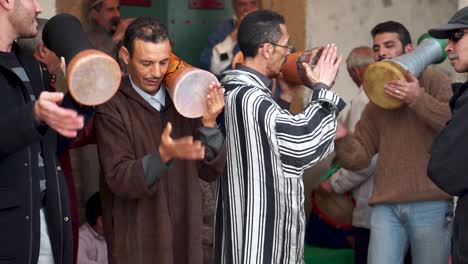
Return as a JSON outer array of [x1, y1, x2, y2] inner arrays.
[[445, 41, 454, 53]]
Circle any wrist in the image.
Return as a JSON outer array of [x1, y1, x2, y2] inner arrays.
[[159, 145, 172, 163], [202, 116, 216, 128]]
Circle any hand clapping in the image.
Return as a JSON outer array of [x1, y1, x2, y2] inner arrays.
[[201, 82, 225, 128], [302, 43, 343, 88], [159, 122, 205, 163]]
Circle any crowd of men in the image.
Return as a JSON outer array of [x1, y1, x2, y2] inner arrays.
[[1, 0, 467, 263]]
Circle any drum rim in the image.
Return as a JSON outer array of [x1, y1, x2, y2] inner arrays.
[[310, 190, 355, 230]]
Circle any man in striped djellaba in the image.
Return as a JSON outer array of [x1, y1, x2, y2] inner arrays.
[[214, 9, 345, 264]]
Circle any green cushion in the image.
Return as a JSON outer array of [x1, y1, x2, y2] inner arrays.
[[304, 245, 355, 264]]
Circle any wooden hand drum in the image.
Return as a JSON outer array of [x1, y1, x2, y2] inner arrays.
[[43, 14, 121, 106], [164, 53, 218, 118]]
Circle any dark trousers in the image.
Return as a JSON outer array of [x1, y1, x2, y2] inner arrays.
[[353, 226, 412, 264], [353, 227, 370, 264]]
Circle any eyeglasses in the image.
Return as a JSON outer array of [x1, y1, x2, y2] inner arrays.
[[268, 42, 294, 52], [448, 30, 468, 43]]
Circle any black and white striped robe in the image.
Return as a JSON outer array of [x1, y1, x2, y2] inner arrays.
[[214, 69, 345, 263]]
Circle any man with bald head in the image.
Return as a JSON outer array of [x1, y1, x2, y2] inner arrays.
[[200, 0, 259, 76]]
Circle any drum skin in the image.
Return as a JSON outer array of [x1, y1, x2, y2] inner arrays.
[[363, 60, 407, 109], [67, 49, 121, 106], [164, 53, 218, 118]]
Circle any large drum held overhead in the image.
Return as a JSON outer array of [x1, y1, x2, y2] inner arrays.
[[363, 34, 447, 110], [43, 14, 121, 106], [163, 53, 218, 118]]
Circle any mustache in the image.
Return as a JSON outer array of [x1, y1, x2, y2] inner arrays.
[[145, 77, 161, 82]]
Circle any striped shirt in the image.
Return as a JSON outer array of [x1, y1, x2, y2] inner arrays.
[[214, 67, 345, 263]]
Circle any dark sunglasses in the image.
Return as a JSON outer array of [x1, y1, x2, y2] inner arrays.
[[449, 30, 468, 42]]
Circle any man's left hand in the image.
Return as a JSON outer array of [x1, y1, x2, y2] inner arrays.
[[201, 82, 225, 128], [384, 70, 421, 104]]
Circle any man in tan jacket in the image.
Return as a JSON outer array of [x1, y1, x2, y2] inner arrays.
[[335, 21, 453, 264]]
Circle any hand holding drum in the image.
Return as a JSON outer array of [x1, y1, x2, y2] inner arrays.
[[42, 14, 121, 106], [363, 34, 447, 109]]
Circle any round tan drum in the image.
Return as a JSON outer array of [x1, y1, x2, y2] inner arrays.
[[164, 53, 218, 118], [43, 14, 121, 106], [363, 35, 447, 110], [67, 50, 121, 106], [312, 188, 354, 229], [363, 61, 406, 109]]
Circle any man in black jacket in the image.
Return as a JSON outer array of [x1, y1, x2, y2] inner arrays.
[[428, 6, 468, 264], [0, 1, 93, 263]]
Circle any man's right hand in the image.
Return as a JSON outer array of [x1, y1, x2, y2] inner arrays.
[[302, 43, 342, 87], [159, 122, 205, 163], [34, 91, 84, 138], [112, 18, 136, 44]]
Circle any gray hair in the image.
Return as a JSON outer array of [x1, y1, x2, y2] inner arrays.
[[346, 46, 374, 76]]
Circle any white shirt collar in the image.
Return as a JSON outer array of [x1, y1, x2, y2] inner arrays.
[[129, 74, 166, 111]]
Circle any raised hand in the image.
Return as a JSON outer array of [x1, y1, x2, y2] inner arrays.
[[335, 121, 348, 140], [112, 18, 136, 44], [303, 43, 343, 87], [159, 122, 205, 163], [201, 82, 225, 128], [384, 70, 421, 104], [34, 91, 84, 138]]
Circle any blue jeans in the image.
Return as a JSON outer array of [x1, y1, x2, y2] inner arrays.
[[368, 200, 452, 264]]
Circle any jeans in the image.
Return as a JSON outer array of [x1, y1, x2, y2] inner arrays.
[[368, 200, 452, 264], [38, 209, 55, 264]]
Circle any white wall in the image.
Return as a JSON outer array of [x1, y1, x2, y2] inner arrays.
[[306, 0, 458, 109], [38, 0, 56, 18]]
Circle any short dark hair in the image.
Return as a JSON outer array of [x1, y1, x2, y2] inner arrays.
[[122, 17, 170, 57], [371, 21, 412, 47], [85, 192, 102, 226], [238, 10, 285, 58]]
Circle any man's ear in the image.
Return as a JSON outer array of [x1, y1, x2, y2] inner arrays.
[[119, 46, 130, 65], [0, 0, 14, 11], [261, 44, 273, 59], [36, 43, 48, 60], [404, 43, 414, 54]]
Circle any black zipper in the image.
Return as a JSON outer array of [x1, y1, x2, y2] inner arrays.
[[27, 148, 33, 264], [51, 157, 64, 263]]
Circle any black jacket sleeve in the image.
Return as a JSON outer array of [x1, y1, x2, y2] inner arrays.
[[428, 84, 468, 197]]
